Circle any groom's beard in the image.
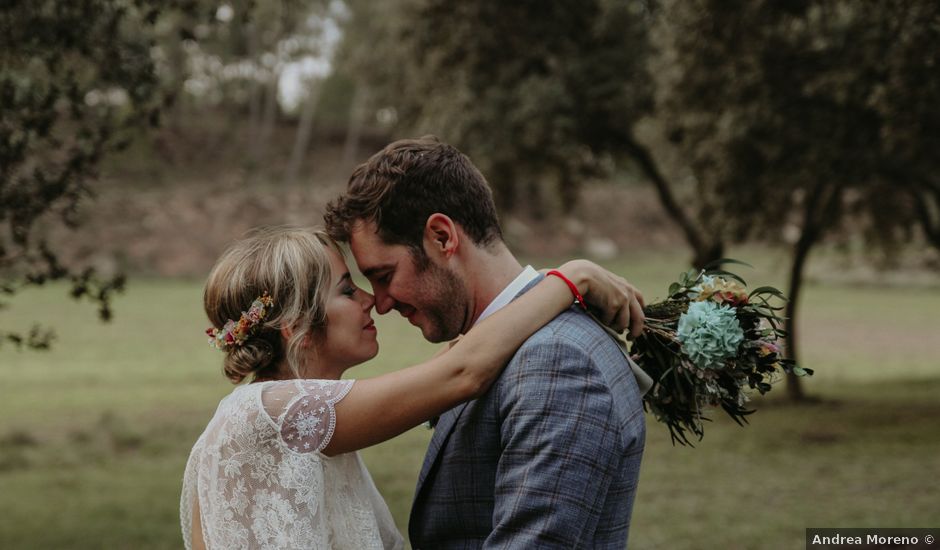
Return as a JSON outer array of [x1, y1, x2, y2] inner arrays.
[[414, 261, 470, 343]]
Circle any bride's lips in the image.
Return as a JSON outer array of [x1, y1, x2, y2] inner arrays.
[[363, 319, 376, 331]]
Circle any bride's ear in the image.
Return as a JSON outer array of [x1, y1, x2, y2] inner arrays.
[[424, 213, 459, 258], [281, 326, 316, 349]]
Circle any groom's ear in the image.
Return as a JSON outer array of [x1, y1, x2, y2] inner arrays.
[[424, 213, 459, 259]]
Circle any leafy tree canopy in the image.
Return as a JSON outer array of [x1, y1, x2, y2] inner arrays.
[[0, 0, 209, 348], [653, 0, 940, 252], [345, 0, 654, 215]]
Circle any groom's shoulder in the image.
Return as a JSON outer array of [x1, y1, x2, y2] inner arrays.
[[494, 309, 634, 409], [513, 308, 620, 363]]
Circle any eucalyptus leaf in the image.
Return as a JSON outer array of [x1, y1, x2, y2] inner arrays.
[[749, 286, 788, 300], [710, 270, 748, 286], [703, 258, 753, 271]]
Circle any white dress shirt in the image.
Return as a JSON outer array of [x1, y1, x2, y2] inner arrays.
[[474, 265, 540, 326]]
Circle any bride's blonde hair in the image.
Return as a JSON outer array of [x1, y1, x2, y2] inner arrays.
[[204, 226, 340, 383]]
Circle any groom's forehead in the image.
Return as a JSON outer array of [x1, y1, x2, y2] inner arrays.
[[349, 222, 409, 267], [349, 221, 389, 252]]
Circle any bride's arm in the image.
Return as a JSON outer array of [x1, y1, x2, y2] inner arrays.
[[190, 500, 207, 550], [324, 259, 642, 455]]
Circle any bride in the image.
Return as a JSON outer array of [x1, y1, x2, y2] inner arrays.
[[181, 226, 643, 549]]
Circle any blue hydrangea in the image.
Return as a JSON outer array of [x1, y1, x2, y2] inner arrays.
[[677, 301, 744, 369]]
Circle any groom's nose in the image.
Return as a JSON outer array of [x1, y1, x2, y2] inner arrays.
[[373, 288, 395, 315]]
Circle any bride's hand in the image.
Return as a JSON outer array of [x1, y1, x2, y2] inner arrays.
[[555, 260, 645, 339]]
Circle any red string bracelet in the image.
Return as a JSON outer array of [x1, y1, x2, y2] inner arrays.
[[545, 270, 588, 310]]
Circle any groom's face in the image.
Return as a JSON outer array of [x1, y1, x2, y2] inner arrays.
[[349, 222, 470, 343]]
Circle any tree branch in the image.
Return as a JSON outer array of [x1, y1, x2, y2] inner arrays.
[[622, 135, 722, 267], [913, 183, 940, 250]]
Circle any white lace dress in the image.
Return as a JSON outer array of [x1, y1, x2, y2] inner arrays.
[[181, 379, 405, 549]]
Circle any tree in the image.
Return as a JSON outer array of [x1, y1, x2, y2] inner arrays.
[[283, 2, 347, 183], [0, 0, 208, 349], [176, 0, 338, 174], [332, 0, 394, 164], [652, 0, 940, 398], [339, 0, 726, 266]]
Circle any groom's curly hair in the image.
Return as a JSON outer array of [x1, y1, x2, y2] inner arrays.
[[324, 136, 503, 263]]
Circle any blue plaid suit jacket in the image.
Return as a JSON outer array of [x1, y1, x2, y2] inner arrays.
[[408, 278, 646, 549]]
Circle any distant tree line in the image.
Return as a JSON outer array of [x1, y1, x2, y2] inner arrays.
[[3, 0, 938, 400], [341, 0, 940, 398]]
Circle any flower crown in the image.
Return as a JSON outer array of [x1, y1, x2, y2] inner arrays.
[[206, 293, 274, 350]]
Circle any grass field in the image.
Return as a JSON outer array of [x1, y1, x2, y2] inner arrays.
[[1, 250, 938, 549]]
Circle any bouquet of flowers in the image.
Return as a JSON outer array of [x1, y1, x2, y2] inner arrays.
[[632, 260, 812, 445]]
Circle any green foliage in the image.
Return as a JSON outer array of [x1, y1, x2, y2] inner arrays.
[[344, 0, 940, 261], [0, 0, 211, 349], [653, 0, 940, 252], [636, 261, 810, 445], [345, 0, 654, 215], [651, 0, 940, 392], [176, 0, 330, 110]]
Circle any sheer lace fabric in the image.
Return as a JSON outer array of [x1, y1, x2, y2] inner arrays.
[[181, 379, 404, 549]]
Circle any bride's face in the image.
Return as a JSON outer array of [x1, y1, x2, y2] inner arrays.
[[314, 249, 379, 373]]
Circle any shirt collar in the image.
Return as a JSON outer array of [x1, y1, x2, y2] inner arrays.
[[474, 266, 540, 326]]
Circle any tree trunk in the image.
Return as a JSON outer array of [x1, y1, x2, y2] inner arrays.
[[784, 229, 812, 401], [622, 136, 723, 269], [342, 84, 369, 166], [254, 74, 281, 163], [784, 182, 842, 401], [285, 79, 323, 184], [246, 22, 263, 150], [913, 184, 940, 249], [253, 2, 285, 165]]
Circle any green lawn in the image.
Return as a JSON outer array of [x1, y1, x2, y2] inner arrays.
[[1, 252, 938, 549]]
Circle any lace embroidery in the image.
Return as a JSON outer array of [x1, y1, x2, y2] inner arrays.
[[180, 379, 404, 550], [279, 379, 354, 453]]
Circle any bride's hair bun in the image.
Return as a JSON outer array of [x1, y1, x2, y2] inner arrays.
[[222, 334, 280, 384], [204, 226, 340, 383]]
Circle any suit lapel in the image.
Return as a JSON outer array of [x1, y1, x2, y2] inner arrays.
[[415, 400, 470, 493], [411, 275, 543, 537], [414, 276, 543, 499], [410, 400, 471, 541]]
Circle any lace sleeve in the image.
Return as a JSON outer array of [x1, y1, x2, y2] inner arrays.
[[274, 379, 355, 453]]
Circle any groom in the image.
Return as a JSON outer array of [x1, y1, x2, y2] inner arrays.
[[325, 136, 646, 548]]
